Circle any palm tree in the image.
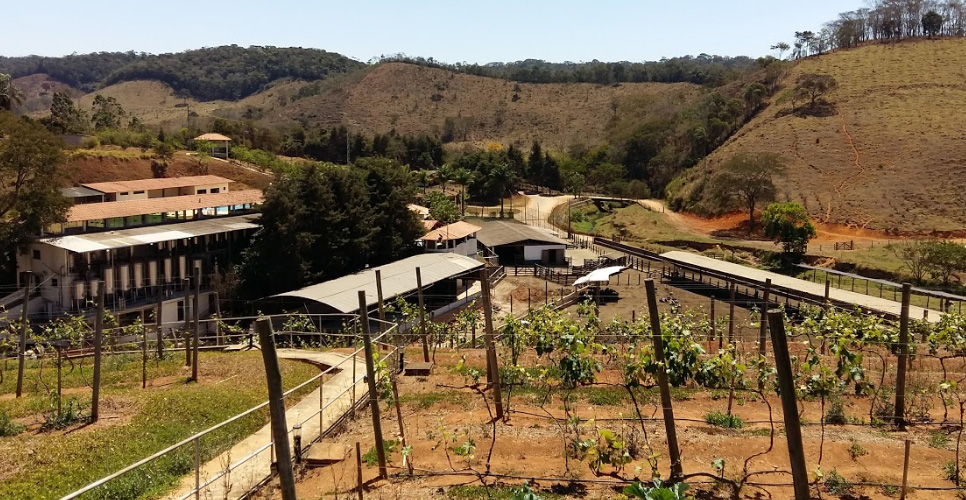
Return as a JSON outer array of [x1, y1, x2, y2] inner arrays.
[[437, 164, 455, 194], [453, 168, 474, 214], [0, 73, 25, 112], [487, 163, 518, 218]]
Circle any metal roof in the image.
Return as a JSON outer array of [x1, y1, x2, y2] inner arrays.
[[574, 266, 626, 286], [39, 215, 259, 253], [420, 221, 481, 241], [796, 263, 966, 302], [61, 186, 105, 198], [67, 190, 263, 222], [81, 175, 233, 194], [662, 251, 943, 322], [476, 221, 569, 248], [274, 253, 484, 314]]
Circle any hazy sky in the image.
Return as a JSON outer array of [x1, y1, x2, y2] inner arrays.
[[3, 0, 852, 62]]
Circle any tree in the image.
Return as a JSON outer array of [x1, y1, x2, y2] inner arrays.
[[923, 10, 945, 37], [452, 167, 474, 214], [424, 191, 462, 225], [794, 73, 838, 112], [360, 157, 423, 264], [770, 42, 791, 59], [43, 92, 88, 134], [0, 113, 71, 277], [761, 202, 816, 253], [0, 74, 24, 112], [90, 94, 125, 130], [708, 151, 787, 232], [487, 163, 518, 218], [923, 240, 966, 285], [892, 240, 931, 284]]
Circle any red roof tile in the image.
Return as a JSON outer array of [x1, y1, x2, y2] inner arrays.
[[67, 190, 263, 222]]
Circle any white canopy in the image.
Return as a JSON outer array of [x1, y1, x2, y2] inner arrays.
[[573, 266, 626, 287]]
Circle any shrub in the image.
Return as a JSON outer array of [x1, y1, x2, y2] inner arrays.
[[824, 399, 847, 425], [0, 410, 24, 437], [943, 460, 960, 483], [705, 410, 743, 429], [930, 430, 951, 449], [848, 440, 868, 461], [823, 469, 853, 495]]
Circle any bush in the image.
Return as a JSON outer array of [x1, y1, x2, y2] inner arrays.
[[824, 399, 847, 425], [0, 409, 24, 437], [704, 410, 743, 429], [823, 469, 853, 495]]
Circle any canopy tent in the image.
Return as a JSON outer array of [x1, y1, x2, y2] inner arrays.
[[573, 266, 626, 287]]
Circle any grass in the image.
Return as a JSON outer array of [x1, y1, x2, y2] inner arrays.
[[704, 410, 744, 429], [848, 440, 868, 461], [447, 485, 562, 500], [0, 351, 319, 500], [823, 469, 853, 496], [363, 439, 399, 467], [583, 386, 626, 406], [398, 390, 468, 410], [930, 430, 952, 449]]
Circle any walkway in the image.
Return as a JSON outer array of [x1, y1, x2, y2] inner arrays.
[[163, 349, 368, 500]]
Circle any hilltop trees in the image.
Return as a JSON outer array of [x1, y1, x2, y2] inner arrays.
[[43, 92, 88, 134], [708, 152, 787, 232], [0, 113, 70, 278]]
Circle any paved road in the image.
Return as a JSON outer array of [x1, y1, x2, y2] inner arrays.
[[163, 349, 367, 500]]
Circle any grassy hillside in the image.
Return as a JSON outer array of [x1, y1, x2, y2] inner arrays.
[[677, 38, 966, 233], [69, 63, 702, 151]]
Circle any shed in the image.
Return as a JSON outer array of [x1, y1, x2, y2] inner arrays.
[[421, 221, 481, 257], [476, 221, 569, 266], [267, 253, 484, 316], [194, 133, 232, 159]]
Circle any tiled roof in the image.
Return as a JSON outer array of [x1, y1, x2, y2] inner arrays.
[[67, 190, 263, 222], [420, 221, 481, 241], [81, 175, 233, 194], [195, 133, 232, 141]]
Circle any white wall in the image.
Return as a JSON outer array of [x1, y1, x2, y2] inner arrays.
[[523, 244, 566, 262]]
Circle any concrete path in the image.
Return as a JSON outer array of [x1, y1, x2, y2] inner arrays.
[[163, 349, 368, 500]]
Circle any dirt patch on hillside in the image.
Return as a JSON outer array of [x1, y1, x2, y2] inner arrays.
[[66, 151, 271, 190]]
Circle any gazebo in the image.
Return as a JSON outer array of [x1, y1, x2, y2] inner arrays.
[[194, 133, 232, 159]]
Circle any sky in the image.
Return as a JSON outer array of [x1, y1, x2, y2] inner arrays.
[[2, 0, 853, 63]]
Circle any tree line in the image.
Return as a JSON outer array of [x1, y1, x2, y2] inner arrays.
[[373, 53, 760, 87], [0, 45, 364, 101], [779, 0, 966, 58]]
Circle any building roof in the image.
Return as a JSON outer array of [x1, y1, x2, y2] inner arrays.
[[61, 186, 105, 198], [194, 133, 232, 142], [574, 266, 626, 286], [476, 221, 569, 248], [408, 204, 430, 217], [661, 251, 943, 323], [274, 253, 484, 314], [421, 219, 439, 232], [81, 175, 234, 194], [420, 221, 481, 242], [39, 215, 259, 253], [67, 190, 263, 222]]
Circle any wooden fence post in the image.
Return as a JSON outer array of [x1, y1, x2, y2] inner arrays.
[[214, 291, 222, 346], [709, 297, 716, 343], [479, 268, 505, 420], [141, 310, 148, 389], [255, 317, 297, 500], [156, 289, 164, 359], [358, 291, 388, 479], [644, 279, 683, 481], [191, 266, 200, 382], [758, 278, 771, 355], [416, 267, 429, 363], [355, 441, 364, 500], [183, 278, 191, 367], [900, 439, 911, 500], [92, 281, 105, 422], [766, 310, 810, 500], [894, 283, 912, 428], [728, 282, 736, 345], [15, 271, 31, 398]]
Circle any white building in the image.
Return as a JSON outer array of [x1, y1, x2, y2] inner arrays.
[[420, 221, 481, 257]]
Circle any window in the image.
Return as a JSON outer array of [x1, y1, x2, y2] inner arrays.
[[133, 190, 145, 195], [107, 217, 125, 228], [52, 278, 58, 288], [32, 249, 41, 260], [177, 301, 185, 322], [210, 188, 220, 193], [88, 219, 105, 229], [120, 192, 129, 196], [197, 189, 207, 194]]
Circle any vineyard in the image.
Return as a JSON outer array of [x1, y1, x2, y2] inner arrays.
[[296, 281, 966, 500]]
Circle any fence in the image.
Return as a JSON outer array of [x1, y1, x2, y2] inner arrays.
[[46, 314, 400, 500]]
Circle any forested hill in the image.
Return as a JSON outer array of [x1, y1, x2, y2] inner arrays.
[[0, 46, 364, 101]]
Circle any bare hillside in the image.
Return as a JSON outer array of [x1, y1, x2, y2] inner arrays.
[[694, 38, 966, 233], [12, 74, 83, 114]]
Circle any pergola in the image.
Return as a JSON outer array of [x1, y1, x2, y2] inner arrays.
[[193, 133, 232, 159]]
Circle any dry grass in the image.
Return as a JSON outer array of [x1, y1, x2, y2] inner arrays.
[[700, 38, 966, 233]]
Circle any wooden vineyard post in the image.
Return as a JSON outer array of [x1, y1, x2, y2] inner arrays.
[[213, 291, 222, 346], [358, 291, 388, 479], [191, 267, 201, 382], [92, 281, 105, 422], [141, 311, 148, 389], [376, 269, 386, 331], [479, 268, 505, 420], [391, 378, 411, 473], [900, 439, 911, 500], [183, 278, 191, 367], [416, 267, 429, 362], [255, 317, 297, 500], [894, 283, 912, 428], [758, 278, 771, 355], [824, 278, 831, 306], [355, 441, 364, 500], [644, 279, 683, 481], [766, 310, 809, 500], [728, 282, 736, 346], [709, 297, 716, 345], [156, 289, 164, 359], [15, 271, 30, 398]]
